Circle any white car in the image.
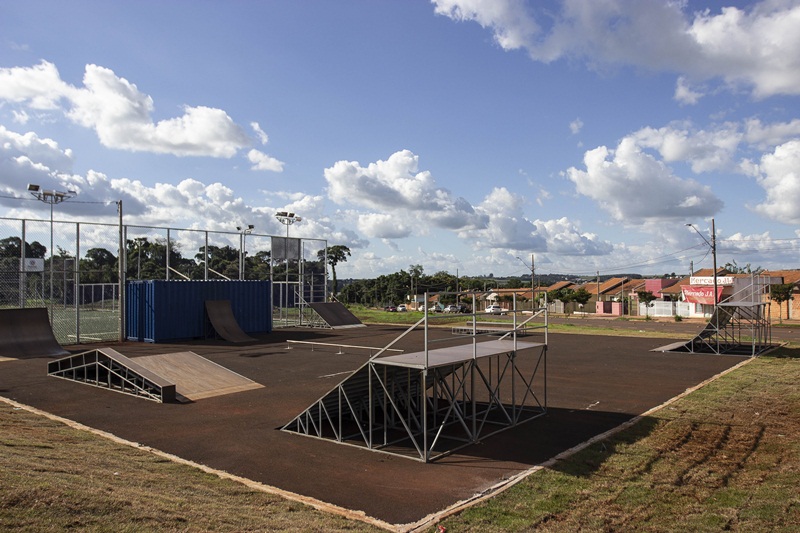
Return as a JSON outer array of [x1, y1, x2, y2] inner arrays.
[[485, 305, 505, 315], [397, 304, 407, 312]]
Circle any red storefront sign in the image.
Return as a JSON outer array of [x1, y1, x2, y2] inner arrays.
[[682, 285, 723, 305]]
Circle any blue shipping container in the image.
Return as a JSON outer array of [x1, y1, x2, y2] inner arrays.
[[126, 280, 272, 342]]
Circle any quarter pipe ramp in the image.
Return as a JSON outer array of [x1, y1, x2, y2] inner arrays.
[[0, 307, 69, 359], [205, 300, 257, 343]]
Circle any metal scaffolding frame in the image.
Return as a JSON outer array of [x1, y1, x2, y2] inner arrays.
[[47, 348, 176, 403], [656, 275, 775, 356], [282, 293, 548, 462]]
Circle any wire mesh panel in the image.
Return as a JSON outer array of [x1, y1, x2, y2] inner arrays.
[[2, 217, 327, 342]]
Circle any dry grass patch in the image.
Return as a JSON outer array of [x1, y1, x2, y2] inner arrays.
[[0, 405, 380, 532]]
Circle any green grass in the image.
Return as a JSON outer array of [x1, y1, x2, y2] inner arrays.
[[437, 348, 800, 532]]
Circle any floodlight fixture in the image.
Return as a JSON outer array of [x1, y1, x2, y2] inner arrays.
[[25, 183, 78, 316]]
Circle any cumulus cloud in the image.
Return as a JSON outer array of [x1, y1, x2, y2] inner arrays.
[[533, 217, 613, 256], [566, 137, 724, 223], [247, 149, 284, 172], [0, 61, 252, 157], [751, 140, 800, 224], [324, 150, 611, 256], [744, 118, 800, 150], [674, 76, 703, 105], [633, 123, 742, 173], [432, 0, 539, 50], [432, 0, 800, 98], [569, 118, 583, 134], [324, 149, 485, 232], [358, 213, 412, 239]]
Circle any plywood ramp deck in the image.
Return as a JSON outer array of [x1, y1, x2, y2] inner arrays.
[[134, 351, 263, 401]]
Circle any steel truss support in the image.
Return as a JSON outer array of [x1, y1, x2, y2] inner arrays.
[[282, 347, 546, 462], [47, 348, 176, 402], [687, 302, 772, 356]]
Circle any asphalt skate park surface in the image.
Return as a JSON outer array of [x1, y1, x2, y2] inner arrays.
[[0, 322, 754, 526]]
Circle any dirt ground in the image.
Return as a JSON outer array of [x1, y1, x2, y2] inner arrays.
[[0, 325, 755, 526]]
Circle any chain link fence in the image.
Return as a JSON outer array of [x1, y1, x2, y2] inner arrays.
[[1, 217, 328, 344]]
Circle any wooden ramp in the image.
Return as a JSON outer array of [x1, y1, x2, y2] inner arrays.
[[0, 307, 69, 359], [307, 302, 365, 329], [134, 351, 263, 401], [205, 300, 257, 343], [48, 348, 262, 403], [48, 348, 177, 403]]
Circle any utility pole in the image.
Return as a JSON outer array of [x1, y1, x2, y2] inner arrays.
[[531, 254, 535, 310]]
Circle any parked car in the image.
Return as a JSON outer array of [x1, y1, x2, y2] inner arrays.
[[444, 305, 460, 313], [485, 305, 506, 315], [383, 305, 397, 312], [396, 304, 407, 312]]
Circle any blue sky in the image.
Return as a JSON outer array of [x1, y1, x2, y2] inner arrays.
[[2, 0, 799, 279]]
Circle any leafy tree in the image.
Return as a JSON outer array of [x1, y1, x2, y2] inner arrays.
[[547, 287, 574, 302], [0, 236, 47, 259], [571, 288, 592, 307], [770, 283, 795, 324], [81, 247, 118, 283], [318, 245, 350, 299], [505, 277, 524, 289], [637, 290, 657, 317], [723, 260, 762, 274]]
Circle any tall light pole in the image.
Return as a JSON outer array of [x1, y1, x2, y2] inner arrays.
[[135, 237, 146, 279], [275, 212, 301, 311], [27, 184, 77, 314], [686, 218, 718, 313], [236, 224, 254, 280]]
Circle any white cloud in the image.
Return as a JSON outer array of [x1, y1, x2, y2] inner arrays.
[[566, 137, 724, 223], [12, 110, 30, 124], [247, 149, 284, 172], [674, 76, 703, 105], [633, 123, 742, 173], [0, 125, 73, 173], [462, 187, 542, 250], [0, 61, 252, 158], [432, 0, 539, 51], [751, 140, 800, 224], [0, 61, 69, 110], [744, 118, 800, 149], [358, 213, 412, 239], [433, 0, 800, 98], [324, 149, 484, 230], [569, 118, 583, 134], [534, 217, 613, 256], [251, 122, 269, 145]]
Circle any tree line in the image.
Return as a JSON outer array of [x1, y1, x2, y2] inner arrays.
[[0, 236, 352, 299]]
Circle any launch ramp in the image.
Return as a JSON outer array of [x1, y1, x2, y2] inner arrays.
[[48, 349, 263, 403], [0, 308, 69, 359], [284, 292, 547, 462], [654, 302, 774, 356], [48, 348, 176, 403], [205, 300, 257, 342], [307, 302, 365, 329]]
